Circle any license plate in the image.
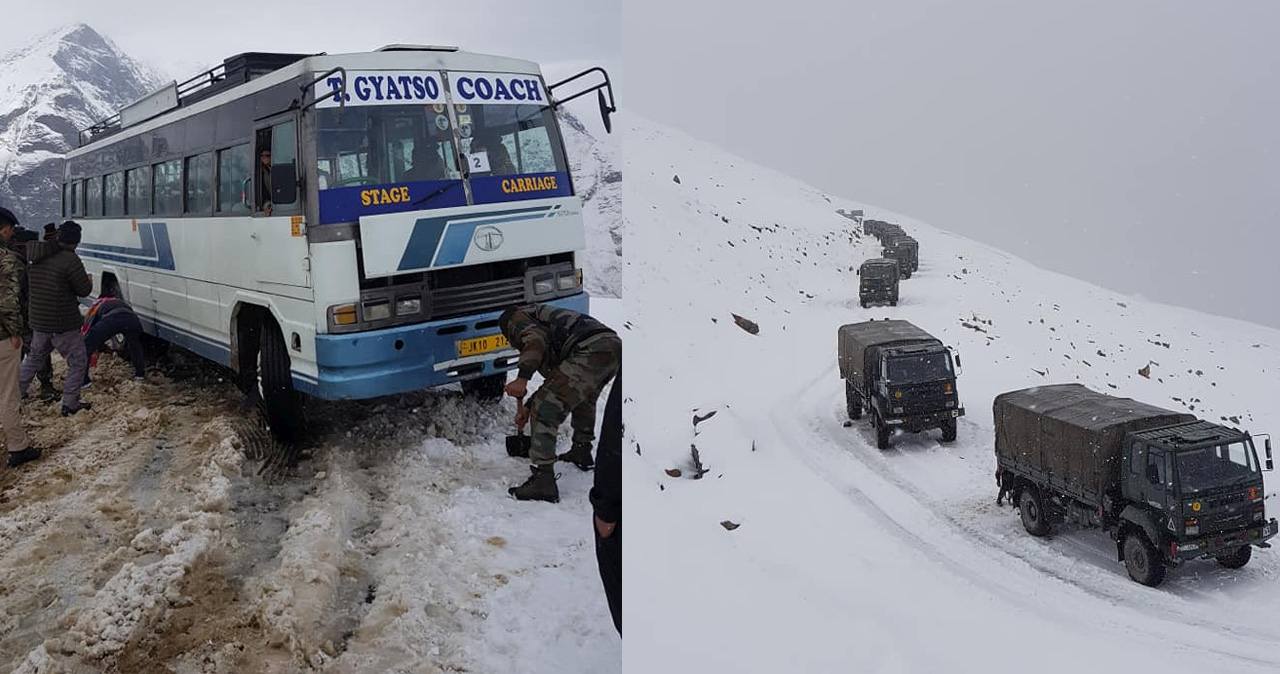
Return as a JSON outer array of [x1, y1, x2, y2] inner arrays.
[[457, 333, 509, 357]]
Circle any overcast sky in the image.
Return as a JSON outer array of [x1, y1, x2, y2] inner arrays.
[[625, 0, 1280, 329], [15, 0, 619, 98]]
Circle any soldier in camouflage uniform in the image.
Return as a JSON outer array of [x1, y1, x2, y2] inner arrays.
[[498, 304, 621, 503], [0, 208, 39, 467]]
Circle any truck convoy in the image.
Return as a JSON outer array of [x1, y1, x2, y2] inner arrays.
[[856, 259, 899, 307], [838, 320, 963, 448], [994, 384, 1276, 586]]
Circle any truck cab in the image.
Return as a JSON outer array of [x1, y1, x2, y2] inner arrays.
[[838, 320, 964, 449], [857, 258, 899, 307], [1121, 422, 1276, 575]]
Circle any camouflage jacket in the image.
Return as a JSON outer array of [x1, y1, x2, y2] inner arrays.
[[502, 304, 615, 380], [0, 248, 24, 340]]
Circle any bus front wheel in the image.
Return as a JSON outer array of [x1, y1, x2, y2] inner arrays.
[[257, 318, 305, 442]]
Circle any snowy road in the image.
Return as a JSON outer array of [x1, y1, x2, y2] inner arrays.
[[625, 115, 1280, 673], [1, 300, 620, 673]]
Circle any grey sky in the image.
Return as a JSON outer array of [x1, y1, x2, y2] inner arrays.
[[15, 0, 619, 94], [625, 0, 1280, 329]]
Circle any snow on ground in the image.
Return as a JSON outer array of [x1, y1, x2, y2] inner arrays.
[[0, 299, 620, 673], [624, 114, 1280, 673]]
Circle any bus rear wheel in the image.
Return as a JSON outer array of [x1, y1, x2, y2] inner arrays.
[[461, 373, 507, 402], [258, 318, 305, 442]]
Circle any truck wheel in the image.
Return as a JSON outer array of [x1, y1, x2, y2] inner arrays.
[[1018, 487, 1052, 537], [860, 300, 867, 308], [1123, 531, 1167, 586], [461, 373, 507, 402], [845, 381, 862, 420], [259, 318, 305, 442], [890, 299, 898, 307], [874, 412, 891, 450], [940, 418, 957, 443], [1216, 545, 1252, 569]]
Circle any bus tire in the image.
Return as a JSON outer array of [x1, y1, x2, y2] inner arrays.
[[461, 373, 507, 402], [1019, 486, 1052, 537], [1216, 545, 1252, 569], [1123, 530, 1166, 586], [259, 317, 305, 442]]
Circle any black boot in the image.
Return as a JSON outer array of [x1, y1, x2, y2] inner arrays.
[[508, 465, 560, 503], [557, 441, 595, 471], [38, 382, 58, 402], [61, 402, 92, 417], [7, 447, 42, 468]]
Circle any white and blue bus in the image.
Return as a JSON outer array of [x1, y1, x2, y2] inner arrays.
[[61, 46, 615, 437]]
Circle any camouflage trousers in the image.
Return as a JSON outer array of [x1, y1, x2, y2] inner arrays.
[[528, 333, 622, 466]]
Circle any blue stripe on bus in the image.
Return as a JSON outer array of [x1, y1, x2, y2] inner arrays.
[[396, 206, 554, 271], [79, 222, 176, 270]]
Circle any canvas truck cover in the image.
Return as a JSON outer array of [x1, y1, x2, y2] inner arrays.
[[994, 384, 1196, 502], [837, 320, 938, 383]]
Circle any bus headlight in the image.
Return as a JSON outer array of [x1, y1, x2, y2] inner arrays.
[[363, 300, 391, 321], [557, 269, 581, 291], [330, 303, 358, 326], [533, 275, 555, 296], [396, 296, 421, 316]]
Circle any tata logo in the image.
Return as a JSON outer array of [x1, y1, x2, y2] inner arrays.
[[474, 225, 504, 252]]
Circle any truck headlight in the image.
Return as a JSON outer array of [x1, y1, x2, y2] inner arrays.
[[945, 400, 956, 408], [363, 301, 391, 321]]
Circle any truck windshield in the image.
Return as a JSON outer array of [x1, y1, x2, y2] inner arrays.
[[316, 105, 462, 188], [886, 353, 952, 382], [862, 266, 893, 279], [1177, 441, 1259, 492]]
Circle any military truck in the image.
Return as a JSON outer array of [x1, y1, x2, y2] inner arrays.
[[994, 384, 1277, 587], [857, 258, 899, 307], [838, 320, 963, 449], [882, 236, 918, 278], [876, 224, 905, 243], [863, 219, 888, 237]]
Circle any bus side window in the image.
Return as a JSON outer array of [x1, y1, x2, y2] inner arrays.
[[269, 120, 298, 208], [126, 166, 151, 216], [216, 144, 251, 215], [105, 172, 125, 217]]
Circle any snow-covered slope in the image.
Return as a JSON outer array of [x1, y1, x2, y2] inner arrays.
[[561, 110, 622, 298], [625, 115, 1280, 673], [0, 24, 162, 225]]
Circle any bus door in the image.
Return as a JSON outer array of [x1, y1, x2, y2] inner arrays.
[[252, 114, 310, 287]]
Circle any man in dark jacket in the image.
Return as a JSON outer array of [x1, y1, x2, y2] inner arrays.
[[497, 304, 620, 502], [8, 227, 57, 400], [19, 221, 93, 415], [80, 287, 146, 387], [0, 208, 40, 467], [591, 368, 621, 634]]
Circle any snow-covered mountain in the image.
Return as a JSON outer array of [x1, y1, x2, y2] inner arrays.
[[0, 24, 163, 226], [625, 115, 1280, 673], [560, 109, 622, 298]]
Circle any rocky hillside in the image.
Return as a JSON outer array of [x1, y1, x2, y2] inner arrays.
[[0, 24, 163, 226]]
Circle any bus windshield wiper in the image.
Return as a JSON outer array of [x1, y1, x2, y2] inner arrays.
[[412, 182, 456, 208]]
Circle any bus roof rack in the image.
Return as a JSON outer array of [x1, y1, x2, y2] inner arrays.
[[376, 44, 460, 52], [79, 51, 317, 147]]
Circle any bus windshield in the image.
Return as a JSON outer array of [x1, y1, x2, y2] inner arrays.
[[314, 102, 569, 188], [316, 105, 463, 188]]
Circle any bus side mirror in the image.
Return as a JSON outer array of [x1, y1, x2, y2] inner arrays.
[[272, 163, 298, 205], [598, 89, 613, 134]]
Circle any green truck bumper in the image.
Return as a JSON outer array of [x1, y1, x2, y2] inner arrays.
[[1170, 518, 1277, 561]]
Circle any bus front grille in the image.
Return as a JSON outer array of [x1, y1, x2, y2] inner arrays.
[[429, 277, 527, 320]]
